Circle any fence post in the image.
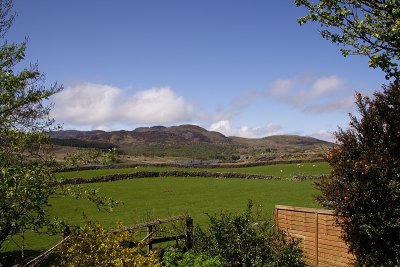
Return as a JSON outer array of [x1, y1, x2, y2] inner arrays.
[[315, 211, 319, 266], [63, 225, 71, 238], [185, 216, 193, 250], [148, 225, 153, 251]]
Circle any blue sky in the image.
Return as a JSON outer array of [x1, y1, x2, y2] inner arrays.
[[8, 1, 385, 141]]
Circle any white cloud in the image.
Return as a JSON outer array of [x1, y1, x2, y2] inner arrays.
[[51, 82, 192, 129], [209, 120, 284, 138], [51, 83, 120, 125], [268, 74, 352, 113], [120, 87, 193, 124], [270, 79, 294, 97], [310, 75, 343, 97], [305, 96, 354, 113], [310, 129, 335, 143]]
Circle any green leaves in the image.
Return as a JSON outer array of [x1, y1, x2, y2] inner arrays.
[[0, 1, 118, 258], [193, 201, 306, 267], [296, 0, 400, 79], [0, 163, 53, 244], [0, 0, 61, 250], [163, 250, 223, 267]]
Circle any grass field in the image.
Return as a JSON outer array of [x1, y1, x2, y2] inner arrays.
[[2, 162, 331, 253], [56, 162, 331, 180]]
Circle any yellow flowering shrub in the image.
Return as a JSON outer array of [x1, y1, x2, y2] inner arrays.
[[55, 222, 160, 267]]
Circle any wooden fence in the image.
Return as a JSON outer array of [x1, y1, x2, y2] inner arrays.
[[275, 205, 355, 267], [113, 215, 193, 251], [17, 215, 193, 267]]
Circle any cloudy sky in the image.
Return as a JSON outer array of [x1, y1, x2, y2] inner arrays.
[[8, 1, 385, 141]]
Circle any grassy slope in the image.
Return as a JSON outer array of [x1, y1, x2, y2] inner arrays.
[[3, 163, 330, 252]]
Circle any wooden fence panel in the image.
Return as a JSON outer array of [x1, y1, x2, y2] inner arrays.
[[113, 215, 193, 251], [275, 205, 355, 267]]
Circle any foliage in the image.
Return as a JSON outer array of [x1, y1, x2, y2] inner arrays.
[[0, 0, 117, 254], [51, 137, 116, 150], [0, 0, 62, 249], [193, 201, 305, 267], [123, 143, 237, 161], [295, 0, 400, 79], [64, 147, 118, 166], [163, 249, 223, 267], [56, 221, 161, 267], [317, 82, 400, 266]]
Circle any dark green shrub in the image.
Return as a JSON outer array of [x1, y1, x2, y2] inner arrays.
[[193, 201, 305, 267], [163, 249, 223, 267], [318, 82, 400, 266]]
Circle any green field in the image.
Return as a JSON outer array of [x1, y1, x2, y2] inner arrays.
[[2, 162, 331, 253], [56, 162, 331, 180]]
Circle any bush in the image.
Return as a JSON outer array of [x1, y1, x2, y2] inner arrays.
[[56, 221, 161, 267], [317, 82, 400, 266], [163, 249, 223, 267], [193, 201, 305, 267]]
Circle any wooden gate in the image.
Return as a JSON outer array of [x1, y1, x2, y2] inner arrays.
[[113, 215, 193, 251]]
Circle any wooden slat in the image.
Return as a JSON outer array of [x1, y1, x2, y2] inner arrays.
[[275, 205, 354, 267], [318, 240, 348, 249], [277, 212, 316, 221], [318, 230, 342, 238], [278, 221, 316, 232], [318, 222, 340, 229], [318, 213, 338, 221], [318, 246, 352, 258], [278, 218, 316, 226], [318, 257, 352, 267], [318, 232, 344, 243], [320, 248, 350, 257], [282, 228, 315, 239], [277, 213, 316, 222], [304, 257, 316, 267], [319, 254, 354, 264], [275, 205, 334, 215], [150, 234, 185, 245], [299, 242, 316, 251], [282, 225, 315, 234], [113, 215, 188, 232], [318, 222, 341, 229]]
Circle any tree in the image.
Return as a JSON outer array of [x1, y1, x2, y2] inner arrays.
[[0, 0, 64, 249], [295, 0, 400, 265], [295, 0, 400, 79], [317, 82, 400, 266], [0, 2, 120, 256]]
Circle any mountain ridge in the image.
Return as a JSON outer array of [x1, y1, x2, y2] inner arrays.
[[50, 124, 331, 148], [50, 124, 332, 162]]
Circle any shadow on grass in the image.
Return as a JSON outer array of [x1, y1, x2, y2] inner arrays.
[[1, 250, 59, 267]]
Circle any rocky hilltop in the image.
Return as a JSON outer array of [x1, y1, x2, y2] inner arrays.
[[50, 124, 332, 161], [50, 124, 231, 145]]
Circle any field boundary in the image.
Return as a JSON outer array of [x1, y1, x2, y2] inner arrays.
[[56, 158, 327, 172], [51, 171, 280, 186], [275, 205, 355, 267]]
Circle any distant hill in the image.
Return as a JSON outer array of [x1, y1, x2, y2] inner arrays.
[[50, 124, 231, 146], [231, 135, 331, 150], [50, 125, 332, 161]]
